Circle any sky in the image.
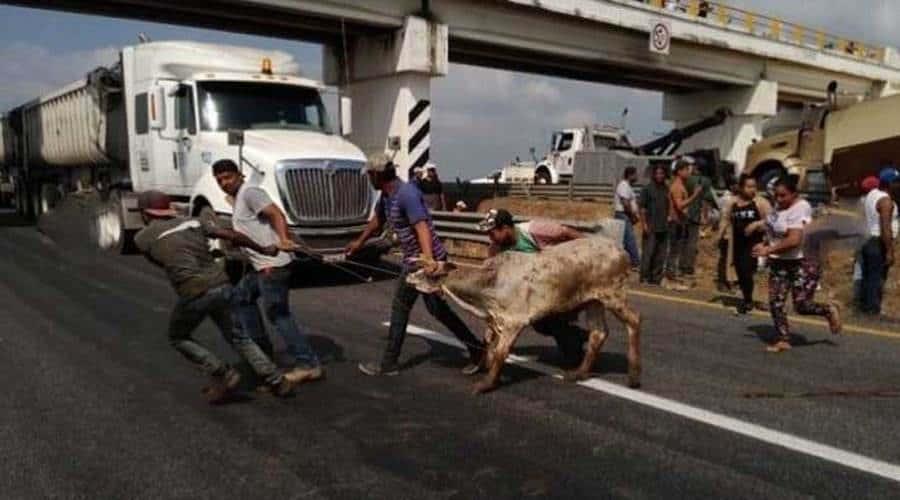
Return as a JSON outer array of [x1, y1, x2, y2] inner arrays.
[[1, 2, 897, 180]]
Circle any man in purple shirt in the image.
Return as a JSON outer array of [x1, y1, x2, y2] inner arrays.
[[346, 155, 485, 376]]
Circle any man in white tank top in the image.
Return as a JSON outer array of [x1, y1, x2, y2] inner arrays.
[[860, 169, 899, 315]]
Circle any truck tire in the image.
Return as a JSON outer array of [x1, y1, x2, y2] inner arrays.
[[93, 189, 136, 254], [757, 166, 786, 197], [40, 183, 61, 213], [534, 169, 552, 185]]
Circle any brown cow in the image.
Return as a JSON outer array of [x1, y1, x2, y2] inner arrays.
[[407, 235, 641, 394]]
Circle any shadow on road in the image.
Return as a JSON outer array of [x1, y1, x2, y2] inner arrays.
[[745, 325, 839, 348]]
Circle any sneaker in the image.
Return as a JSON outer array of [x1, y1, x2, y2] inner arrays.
[[765, 340, 792, 353], [358, 361, 400, 376], [735, 301, 753, 316], [284, 365, 325, 384], [827, 302, 843, 335]]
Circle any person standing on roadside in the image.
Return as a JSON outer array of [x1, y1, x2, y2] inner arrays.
[[719, 175, 771, 314], [753, 178, 841, 353], [133, 190, 298, 403], [715, 179, 740, 293], [639, 164, 671, 285], [419, 164, 447, 212], [614, 167, 641, 269], [479, 208, 589, 366], [346, 154, 485, 376], [682, 157, 717, 277], [212, 160, 324, 385], [666, 158, 703, 286], [859, 168, 899, 315]]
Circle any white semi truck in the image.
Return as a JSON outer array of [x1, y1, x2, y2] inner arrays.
[[0, 40, 379, 256]]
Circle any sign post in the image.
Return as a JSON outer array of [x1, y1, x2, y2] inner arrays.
[[649, 20, 672, 55]]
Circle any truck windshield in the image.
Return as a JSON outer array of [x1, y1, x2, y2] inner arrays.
[[551, 132, 575, 152], [197, 81, 329, 132]]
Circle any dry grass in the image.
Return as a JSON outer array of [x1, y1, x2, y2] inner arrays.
[[476, 197, 612, 222]]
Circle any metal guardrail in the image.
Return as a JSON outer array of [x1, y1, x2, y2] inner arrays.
[[506, 183, 641, 202], [640, 0, 885, 63], [431, 210, 624, 246]]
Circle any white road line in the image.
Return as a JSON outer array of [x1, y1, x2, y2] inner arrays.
[[388, 321, 900, 484]]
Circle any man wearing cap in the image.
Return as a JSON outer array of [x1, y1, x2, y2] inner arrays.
[[212, 159, 324, 384], [479, 208, 589, 366], [133, 190, 297, 403], [346, 154, 484, 376], [859, 168, 899, 315]]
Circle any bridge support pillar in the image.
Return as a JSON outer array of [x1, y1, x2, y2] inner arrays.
[[325, 16, 447, 180], [663, 80, 778, 175]]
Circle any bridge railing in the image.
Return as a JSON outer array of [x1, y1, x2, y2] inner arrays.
[[641, 1, 885, 64]]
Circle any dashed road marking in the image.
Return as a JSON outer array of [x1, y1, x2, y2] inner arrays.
[[394, 322, 900, 484]]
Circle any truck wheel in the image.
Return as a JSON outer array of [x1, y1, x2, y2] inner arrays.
[[30, 184, 43, 219], [534, 170, 552, 185], [758, 167, 786, 197], [93, 189, 136, 254], [40, 183, 61, 213]]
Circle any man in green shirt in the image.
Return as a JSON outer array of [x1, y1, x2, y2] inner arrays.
[[479, 209, 588, 366]]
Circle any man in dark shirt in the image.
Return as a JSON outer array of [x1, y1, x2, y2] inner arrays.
[[638, 164, 671, 285], [346, 155, 484, 376], [134, 191, 297, 403], [418, 165, 447, 211], [682, 160, 718, 276]]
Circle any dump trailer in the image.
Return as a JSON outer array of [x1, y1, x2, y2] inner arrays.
[[2, 40, 378, 256], [745, 84, 900, 196]]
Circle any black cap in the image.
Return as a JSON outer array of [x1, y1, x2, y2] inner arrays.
[[478, 208, 515, 231]]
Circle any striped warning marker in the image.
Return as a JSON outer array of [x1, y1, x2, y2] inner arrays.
[[408, 99, 430, 174]]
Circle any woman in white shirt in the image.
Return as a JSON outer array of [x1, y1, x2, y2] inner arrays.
[[752, 178, 841, 353]]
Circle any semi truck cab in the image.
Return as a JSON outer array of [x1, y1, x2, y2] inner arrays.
[[113, 41, 374, 254]]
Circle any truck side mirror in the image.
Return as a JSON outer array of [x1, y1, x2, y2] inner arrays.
[[149, 86, 166, 130], [227, 129, 245, 146], [340, 96, 353, 137]]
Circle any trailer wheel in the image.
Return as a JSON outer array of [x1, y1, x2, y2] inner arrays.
[[93, 189, 136, 254]]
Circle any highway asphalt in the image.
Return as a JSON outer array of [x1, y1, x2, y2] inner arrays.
[[2, 205, 900, 499]]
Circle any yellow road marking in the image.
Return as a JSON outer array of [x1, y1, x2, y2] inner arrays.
[[628, 289, 900, 340]]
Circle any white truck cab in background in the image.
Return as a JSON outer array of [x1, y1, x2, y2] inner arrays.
[[4, 40, 377, 256]]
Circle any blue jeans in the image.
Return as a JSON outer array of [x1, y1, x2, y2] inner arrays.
[[860, 237, 887, 314], [383, 270, 484, 366], [235, 266, 320, 368], [169, 285, 280, 385], [615, 211, 640, 267]]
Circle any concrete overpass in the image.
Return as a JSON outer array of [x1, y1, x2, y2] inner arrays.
[[7, 0, 900, 170]]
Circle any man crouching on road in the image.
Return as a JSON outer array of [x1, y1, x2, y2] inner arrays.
[[479, 208, 590, 366], [212, 160, 324, 385], [133, 191, 297, 403], [346, 154, 485, 376]]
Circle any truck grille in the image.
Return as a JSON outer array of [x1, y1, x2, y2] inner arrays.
[[276, 160, 372, 223]]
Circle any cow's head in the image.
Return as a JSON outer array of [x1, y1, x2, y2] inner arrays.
[[406, 261, 457, 294]]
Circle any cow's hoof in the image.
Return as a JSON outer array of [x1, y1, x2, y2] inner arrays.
[[563, 370, 588, 383], [471, 381, 497, 395], [627, 377, 641, 389]]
